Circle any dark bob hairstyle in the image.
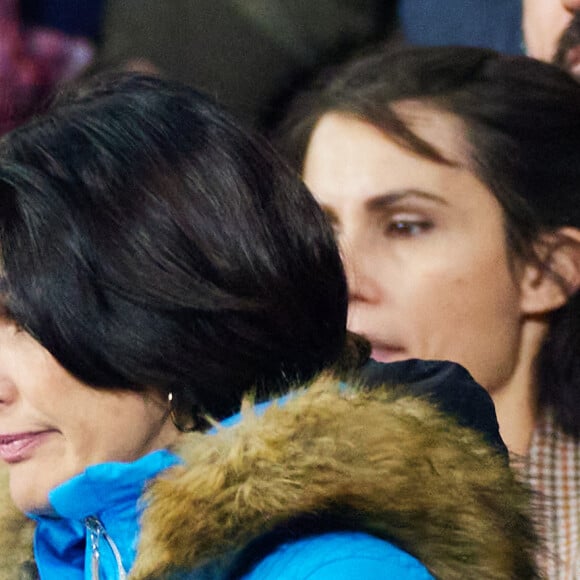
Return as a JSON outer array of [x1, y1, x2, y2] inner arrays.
[[278, 45, 580, 438], [0, 73, 348, 423]]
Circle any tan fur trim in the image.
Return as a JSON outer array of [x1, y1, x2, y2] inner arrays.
[[0, 463, 35, 579], [132, 375, 537, 579]]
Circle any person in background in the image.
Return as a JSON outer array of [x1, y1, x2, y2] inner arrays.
[[277, 45, 580, 579], [399, 0, 580, 81], [522, 0, 580, 78], [0, 72, 537, 579]]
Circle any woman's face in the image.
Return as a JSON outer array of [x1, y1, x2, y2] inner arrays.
[[0, 318, 179, 513], [303, 110, 534, 394]]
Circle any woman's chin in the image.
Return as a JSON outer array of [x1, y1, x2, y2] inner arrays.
[[7, 467, 52, 514]]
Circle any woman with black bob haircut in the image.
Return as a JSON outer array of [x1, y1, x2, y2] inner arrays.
[[0, 73, 537, 579], [278, 45, 580, 578]]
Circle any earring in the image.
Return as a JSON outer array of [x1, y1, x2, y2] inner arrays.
[[168, 391, 197, 432]]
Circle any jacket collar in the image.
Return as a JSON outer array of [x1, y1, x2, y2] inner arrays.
[[31, 450, 180, 579]]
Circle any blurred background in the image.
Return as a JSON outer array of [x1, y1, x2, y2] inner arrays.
[[0, 0, 523, 132]]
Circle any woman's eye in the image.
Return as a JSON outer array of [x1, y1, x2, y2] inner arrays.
[[385, 220, 432, 237]]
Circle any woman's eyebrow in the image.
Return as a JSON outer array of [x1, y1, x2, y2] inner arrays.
[[365, 189, 449, 213]]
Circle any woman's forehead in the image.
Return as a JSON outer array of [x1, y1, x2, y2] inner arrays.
[[391, 100, 472, 166], [304, 107, 474, 198]]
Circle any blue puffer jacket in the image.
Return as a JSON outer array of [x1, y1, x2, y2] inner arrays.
[[240, 532, 433, 579], [7, 361, 536, 579]]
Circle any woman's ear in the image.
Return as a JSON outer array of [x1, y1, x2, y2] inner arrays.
[[519, 227, 580, 315]]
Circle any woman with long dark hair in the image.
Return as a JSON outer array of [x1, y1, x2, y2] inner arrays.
[[278, 44, 580, 578]]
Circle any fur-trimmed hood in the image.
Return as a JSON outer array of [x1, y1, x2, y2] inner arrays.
[[132, 376, 537, 579], [0, 375, 537, 579], [0, 465, 35, 579]]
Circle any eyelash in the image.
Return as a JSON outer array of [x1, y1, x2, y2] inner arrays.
[[324, 213, 434, 240], [384, 219, 433, 237]]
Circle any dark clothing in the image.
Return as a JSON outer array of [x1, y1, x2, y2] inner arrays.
[[360, 358, 508, 457], [398, 0, 523, 55]]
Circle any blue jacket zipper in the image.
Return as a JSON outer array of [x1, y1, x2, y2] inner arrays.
[[84, 516, 128, 580]]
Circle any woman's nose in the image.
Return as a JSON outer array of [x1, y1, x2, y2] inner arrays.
[[343, 252, 383, 305]]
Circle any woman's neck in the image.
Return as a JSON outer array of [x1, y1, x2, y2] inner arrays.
[[490, 318, 545, 456], [492, 381, 538, 456]]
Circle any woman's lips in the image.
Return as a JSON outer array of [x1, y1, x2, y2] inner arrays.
[[370, 344, 408, 363], [0, 431, 55, 464]]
